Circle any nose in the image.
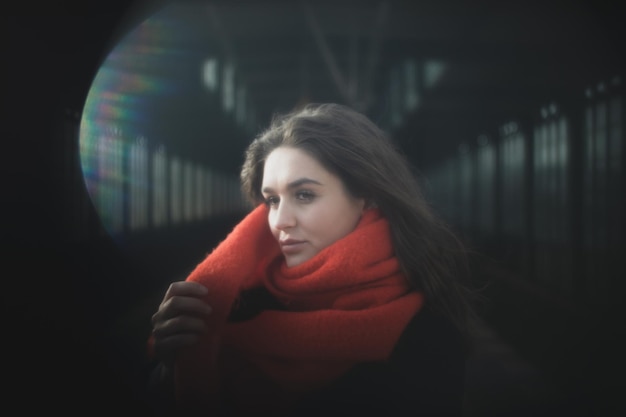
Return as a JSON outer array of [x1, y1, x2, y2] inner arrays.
[[270, 200, 296, 231]]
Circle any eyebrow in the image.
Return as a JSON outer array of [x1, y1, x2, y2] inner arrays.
[[262, 177, 323, 194]]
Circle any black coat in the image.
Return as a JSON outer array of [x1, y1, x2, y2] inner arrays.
[[146, 288, 466, 417]]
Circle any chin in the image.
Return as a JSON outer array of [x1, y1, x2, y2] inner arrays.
[[285, 258, 301, 268], [285, 255, 309, 268]]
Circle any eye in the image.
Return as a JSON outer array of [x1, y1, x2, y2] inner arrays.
[[264, 195, 279, 207], [295, 190, 315, 202]]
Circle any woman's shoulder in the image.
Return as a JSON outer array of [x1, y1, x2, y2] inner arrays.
[[294, 308, 466, 416], [393, 305, 467, 364], [390, 307, 467, 400], [384, 307, 467, 414]]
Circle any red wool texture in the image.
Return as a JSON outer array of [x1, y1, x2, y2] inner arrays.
[[173, 204, 423, 413]]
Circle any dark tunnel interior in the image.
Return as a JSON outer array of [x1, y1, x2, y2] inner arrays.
[[4, 0, 626, 415]]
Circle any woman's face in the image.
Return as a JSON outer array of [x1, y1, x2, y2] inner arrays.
[[261, 146, 365, 267]]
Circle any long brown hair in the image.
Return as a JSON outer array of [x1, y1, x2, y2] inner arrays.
[[240, 103, 477, 347]]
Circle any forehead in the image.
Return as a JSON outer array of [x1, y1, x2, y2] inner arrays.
[[262, 147, 329, 184]]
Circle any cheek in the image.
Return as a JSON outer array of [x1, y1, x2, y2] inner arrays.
[[309, 205, 356, 244], [334, 203, 362, 234], [267, 213, 280, 238]]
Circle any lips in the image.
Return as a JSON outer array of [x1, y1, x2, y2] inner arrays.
[[279, 239, 306, 254]]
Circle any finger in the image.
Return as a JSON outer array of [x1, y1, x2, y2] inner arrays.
[[153, 295, 213, 324], [151, 297, 212, 327], [153, 315, 209, 340], [162, 281, 208, 302]]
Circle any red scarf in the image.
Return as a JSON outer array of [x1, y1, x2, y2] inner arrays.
[[173, 204, 423, 414]]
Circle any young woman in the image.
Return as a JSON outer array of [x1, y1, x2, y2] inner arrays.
[[148, 103, 476, 416]]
